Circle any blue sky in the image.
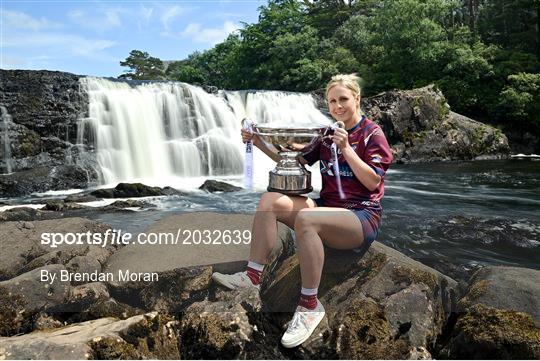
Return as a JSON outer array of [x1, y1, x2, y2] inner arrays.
[[0, 0, 264, 77]]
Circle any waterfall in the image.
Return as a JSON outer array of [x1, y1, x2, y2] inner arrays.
[[0, 106, 13, 174], [77, 78, 330, 190]]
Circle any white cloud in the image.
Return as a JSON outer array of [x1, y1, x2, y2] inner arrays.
[[161, 6, 184, 31], [2, 32, 116, 60], [137, 5, 154, 30], [68, 8, 124, 32], [181, 21, 239, 44], [1, 9, 62, 31]]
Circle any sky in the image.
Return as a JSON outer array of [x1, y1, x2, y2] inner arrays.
[[0, 0, 265, 77]]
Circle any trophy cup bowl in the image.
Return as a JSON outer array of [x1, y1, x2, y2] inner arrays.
[[253, 123, 329, 195]]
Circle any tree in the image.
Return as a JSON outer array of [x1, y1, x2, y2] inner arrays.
[[119, 50, 165, 80], [166, 63, 208, 85], [499, 72, 540, 131]]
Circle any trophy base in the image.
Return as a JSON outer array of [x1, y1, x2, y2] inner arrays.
[[267, 171, 312, 195], [267, 186, 313, 195]]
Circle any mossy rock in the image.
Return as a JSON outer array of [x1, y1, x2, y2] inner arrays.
[[16, 129, 41, 157], [89, 337, 142, 359], [441, 304, 540, 359], [335, 298, 410, 359]]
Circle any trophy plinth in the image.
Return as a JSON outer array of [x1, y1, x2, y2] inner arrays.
[[254, 124, 329, 195]]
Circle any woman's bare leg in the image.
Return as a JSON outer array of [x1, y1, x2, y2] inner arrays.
[[294, 207, 365, 288], [249, 192, 317, 264]]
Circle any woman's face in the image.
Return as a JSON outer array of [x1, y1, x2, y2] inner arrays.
[[327, 85, 360, 126]]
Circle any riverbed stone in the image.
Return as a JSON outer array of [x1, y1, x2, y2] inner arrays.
[[0, 265, 71, 336], [89, 182, 182, 198], [0, 217, 114, 281], [199, 180, 242, 192], [0, 312, 180, 360]]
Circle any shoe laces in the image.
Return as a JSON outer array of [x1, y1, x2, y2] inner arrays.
[[288, 309, 309, 332]]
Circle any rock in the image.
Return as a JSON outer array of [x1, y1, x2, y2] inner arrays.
[[33, 313, 64, 331], [199, 180, 242, 192], [0, 207, 43, 222], [0, 312, 180, 360], [65, 282, 110, 311], [89, 182, 183, 198], [438, 266, 540, 359], [65, 299, 141, 324], [0, 217, 113, 281], [362, 85, 510, 162], [458, 266, 540, 325], [108, 266, 212, 313], [260, 241, 458, 358], [101, 199, 155, 211], [0, 165, 95, 197], [440, 304, 540, 359], [180, 287, 282, 359], [0, 265, 71, 336], [64, 194, 100, 203], [43, 200, 87, 211]]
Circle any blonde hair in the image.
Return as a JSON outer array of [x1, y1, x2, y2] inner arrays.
[[325, 73, 362, 98]]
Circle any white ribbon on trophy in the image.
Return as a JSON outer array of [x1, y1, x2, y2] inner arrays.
[[330, 121, 346, 200], [241, 118, 254, 190]]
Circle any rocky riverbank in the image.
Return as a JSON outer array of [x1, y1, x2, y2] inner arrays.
[[0, 212, 538, 359]]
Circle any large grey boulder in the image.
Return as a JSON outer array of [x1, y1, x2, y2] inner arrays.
[[260, 241, 457, 359], [458, 266, 540, 325], [362, 84, 510, 163], [0, 312, 180, 360], [439, 266, 540, 359]]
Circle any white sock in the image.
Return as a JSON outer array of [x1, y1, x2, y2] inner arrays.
[[247, 260, 265, 272], [301, 287, 318, 296]]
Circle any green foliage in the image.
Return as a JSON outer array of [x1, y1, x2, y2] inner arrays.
[[166, 63, 207, 85], [499, 73, 540, 129], [119, 50, 165, 80]]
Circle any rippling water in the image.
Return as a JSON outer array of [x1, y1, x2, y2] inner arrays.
[[381, 159, 540, 279], [2, 159, 538, 281]]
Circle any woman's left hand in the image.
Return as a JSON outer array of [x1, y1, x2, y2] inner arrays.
[[332, 127, 349, 150]]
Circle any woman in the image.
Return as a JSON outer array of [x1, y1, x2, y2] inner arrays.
[[212, 74, 393, 348]]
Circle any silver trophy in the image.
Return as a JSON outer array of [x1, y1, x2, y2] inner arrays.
[[252, 123, 332, 195]]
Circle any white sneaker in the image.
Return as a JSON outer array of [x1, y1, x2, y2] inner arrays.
[[211, 271, 260, 290], [281, 300, 325, 348]]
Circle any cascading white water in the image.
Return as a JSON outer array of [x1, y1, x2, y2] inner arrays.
[[0, 106, 13, 174], [77, 78, 331, 190]]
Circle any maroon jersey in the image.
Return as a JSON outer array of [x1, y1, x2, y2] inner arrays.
[[302, 116, 393, 208]]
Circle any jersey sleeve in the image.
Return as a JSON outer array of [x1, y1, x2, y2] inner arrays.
[[363, 126, 393, 178], [300, 137, 322, 166]]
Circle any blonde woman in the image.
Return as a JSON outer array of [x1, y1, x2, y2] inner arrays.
[[212, 74, 393, 348]]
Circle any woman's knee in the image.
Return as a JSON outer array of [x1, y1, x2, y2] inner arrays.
[[257, 192, 292, 212], [294, 209, 319, 233]]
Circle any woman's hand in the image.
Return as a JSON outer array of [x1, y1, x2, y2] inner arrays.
[[331, 127, 350, 150], [241, 127, 262, 147]]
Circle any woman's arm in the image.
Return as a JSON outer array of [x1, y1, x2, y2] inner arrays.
[[332, 128, 381, 191], [242, 128, 282, 163], [341, 146, 381, 191]]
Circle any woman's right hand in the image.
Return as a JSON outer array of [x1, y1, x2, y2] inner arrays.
[[241, 128, 261, 147]]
